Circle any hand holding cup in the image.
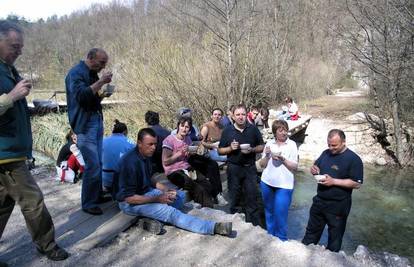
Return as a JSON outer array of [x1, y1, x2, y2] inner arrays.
[[230, 139, 239, 151], [8, 79, 32, 101], [100, 70, 113, 84]]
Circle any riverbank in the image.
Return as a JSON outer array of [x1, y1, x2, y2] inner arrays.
[[298, 89, 389, 165], [0, 166, 411, 267]]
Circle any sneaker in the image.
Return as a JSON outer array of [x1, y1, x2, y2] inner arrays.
[[216, 193, 228, 206], [37, 245, 69, 261], [138, 218, 163, 235], [214, 222, 232, 236]]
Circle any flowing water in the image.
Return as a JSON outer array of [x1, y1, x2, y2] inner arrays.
[[289, 161, 414, 262]]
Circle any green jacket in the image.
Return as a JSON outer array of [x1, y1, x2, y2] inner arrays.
[[0, 61, 32, 160]]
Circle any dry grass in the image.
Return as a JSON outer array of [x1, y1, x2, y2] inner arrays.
[[301, 93, 372, 119]]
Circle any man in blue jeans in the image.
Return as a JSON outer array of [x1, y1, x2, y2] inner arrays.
[[114, 128, 232, 236], [65, 48, 113, 215]]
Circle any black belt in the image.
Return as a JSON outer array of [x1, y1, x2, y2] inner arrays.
[[103, 169, 115, 173]]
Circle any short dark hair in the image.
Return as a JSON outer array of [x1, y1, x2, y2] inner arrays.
[[87, 48, 106, 59], [328, 129, 346, 141], [112, 119, 127, 134], [233, 104, 247, 113], [137, 128, 157, 142], [145, 110, 160, 126], [285, 96, 293, 103], [176, 116, 192, 131], [211, 108, 223, 115], [65, 129, 75, 142], [0, 20, 23, 40], [272, 120, 289, 135]]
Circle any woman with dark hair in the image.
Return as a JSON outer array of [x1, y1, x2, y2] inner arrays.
[[56, 129, 85, 183], [258, 120, 298, 241], [162, 117, 215, 207], [102, 119, 135, 192]]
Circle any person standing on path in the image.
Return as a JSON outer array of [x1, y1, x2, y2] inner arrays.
[[259, 120, 298, 241], [65, 48, 113, 215], [302, 129, 363, 252], [0, 20, 68, 263]]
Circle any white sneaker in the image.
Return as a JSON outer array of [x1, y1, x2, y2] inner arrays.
[[216, 193, 228, 206]]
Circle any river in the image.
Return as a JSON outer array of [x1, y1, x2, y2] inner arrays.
[[289, 160, 414, 262]]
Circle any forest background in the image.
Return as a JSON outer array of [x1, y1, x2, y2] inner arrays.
[[3, 0, 414, 166]]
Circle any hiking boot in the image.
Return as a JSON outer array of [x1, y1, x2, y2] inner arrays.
[[216, 193, 228, 206], [214, 222, 232, 236], [138, 218, 163, 235], [37, 245, 69, 261]]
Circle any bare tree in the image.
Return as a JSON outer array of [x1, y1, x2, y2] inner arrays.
[[343, 0, 414, 166]]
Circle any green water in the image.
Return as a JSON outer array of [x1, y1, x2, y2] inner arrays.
[[289, 162, 414, 262]]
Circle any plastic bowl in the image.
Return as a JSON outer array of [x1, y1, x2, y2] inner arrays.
[[314, 174, 326, 182], [188, 146, 198, 153], [240, 144, 251, 150]]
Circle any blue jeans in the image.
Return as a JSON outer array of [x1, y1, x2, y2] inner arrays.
[[209, 149, 227, 162], [102, 172, 113, 189], [260, 181, 293, 241], [119, 189, 215, 235], [77, 113, 103, 209]]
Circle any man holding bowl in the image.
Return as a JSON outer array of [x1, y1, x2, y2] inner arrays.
[[218, 104, 264, 226], [302, 129, 363, 252]]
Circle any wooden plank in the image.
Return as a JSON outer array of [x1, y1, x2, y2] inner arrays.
[[74, 212, 138, 251], [55, 201, 116, 238]]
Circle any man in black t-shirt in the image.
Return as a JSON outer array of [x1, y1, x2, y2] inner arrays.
[[218, 104, 264, 226], [302, 129, 363, 252]]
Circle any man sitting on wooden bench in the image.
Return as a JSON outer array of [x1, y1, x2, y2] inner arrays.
[[113, 128, 232, 236]]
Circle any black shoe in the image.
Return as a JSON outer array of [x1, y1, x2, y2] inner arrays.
[[37, 245, 69, 261], [0, 261, 8, 267], [98, 194, 113, 204], [214, 222, 232, 236], [138, 218, 163, 235], [82, 207, 103, 215]]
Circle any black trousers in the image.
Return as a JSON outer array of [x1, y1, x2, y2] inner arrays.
[[227, 163, 261, 226], [188, 154, 222, 197], [167, 170, 214, 208], [302, 196, 352, 252]]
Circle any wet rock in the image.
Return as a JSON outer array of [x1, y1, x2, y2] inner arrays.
[[353, 245, 411, 267]]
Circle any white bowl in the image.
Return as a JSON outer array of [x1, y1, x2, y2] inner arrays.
[[240, 144, 251, 150], [314, 174, 326, 182], [188, 146, 198, 153]]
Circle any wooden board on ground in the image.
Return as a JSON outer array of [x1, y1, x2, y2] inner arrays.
[[74, 211, 138, 251]]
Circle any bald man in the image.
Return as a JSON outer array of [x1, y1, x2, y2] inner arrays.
[[65, 48, 113, 215]]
